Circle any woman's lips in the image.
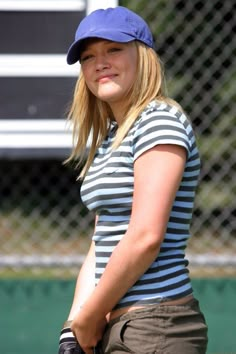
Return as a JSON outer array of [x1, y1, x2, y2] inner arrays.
[[96, 74, 117, 82]]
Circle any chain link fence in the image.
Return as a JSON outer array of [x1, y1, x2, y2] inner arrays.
[[0, 0, 235, 277]]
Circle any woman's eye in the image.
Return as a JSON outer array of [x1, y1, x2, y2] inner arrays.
[[80, 54, 93, 63], [109, 47, 122, 53]]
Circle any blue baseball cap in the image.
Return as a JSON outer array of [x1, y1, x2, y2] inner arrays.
[[67, 6, 153, 65]]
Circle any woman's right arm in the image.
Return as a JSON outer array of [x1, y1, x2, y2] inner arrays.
[[67, 239, 96, 320], [58, 218, 97, 354]]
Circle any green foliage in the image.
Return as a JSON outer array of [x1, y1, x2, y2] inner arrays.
[[197, 182, 235, 209], [119, 0, 174, 35]]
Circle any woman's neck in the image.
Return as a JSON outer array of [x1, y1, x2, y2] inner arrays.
[[110, 102, 128, 126]]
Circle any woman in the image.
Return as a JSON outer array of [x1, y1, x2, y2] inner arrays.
[[59, 6, 208, 354]]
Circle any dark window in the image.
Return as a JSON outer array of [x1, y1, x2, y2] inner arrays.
[[0, 11, 85, 53], [0, 77, 76, 119]]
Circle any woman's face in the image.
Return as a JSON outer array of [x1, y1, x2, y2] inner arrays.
[[80, 39, 138, 111]]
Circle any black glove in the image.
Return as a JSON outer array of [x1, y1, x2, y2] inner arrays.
[[58, 322, 101, 354], [73, 343, 100, 354], [73, 343, 85, 354], [58, 325, 85, 354]]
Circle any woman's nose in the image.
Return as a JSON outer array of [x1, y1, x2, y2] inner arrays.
[[95, 55, 110, 71]]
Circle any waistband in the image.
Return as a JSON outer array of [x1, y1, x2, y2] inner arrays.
[[109, 295, 196, 324]]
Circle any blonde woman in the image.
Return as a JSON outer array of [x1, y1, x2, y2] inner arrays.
[[58, 6, 208, 354]]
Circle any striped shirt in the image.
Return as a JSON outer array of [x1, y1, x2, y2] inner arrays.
[[80, 100, 201, 309]]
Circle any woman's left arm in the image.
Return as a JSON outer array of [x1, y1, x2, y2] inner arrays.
[[71, 144, 186, 353]]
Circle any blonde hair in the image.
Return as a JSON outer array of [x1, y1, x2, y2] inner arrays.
[[66, 41, 181, 178]]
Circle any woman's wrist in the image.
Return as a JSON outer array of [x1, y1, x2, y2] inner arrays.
[[67, 304, 83, 324], [63, 320, 73, 329]]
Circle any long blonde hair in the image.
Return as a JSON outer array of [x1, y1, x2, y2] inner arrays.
[[66, 41, 181, 178]]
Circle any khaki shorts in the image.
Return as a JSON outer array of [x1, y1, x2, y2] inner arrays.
[[100, 298, 208, 354]]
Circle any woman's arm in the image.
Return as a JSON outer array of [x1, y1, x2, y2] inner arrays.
[[71, 144, 186, 351], [58, 233, 96, 354], [62, 218, 107, 354], [67, 215, 98, 320], [67, 239, 96, 320]]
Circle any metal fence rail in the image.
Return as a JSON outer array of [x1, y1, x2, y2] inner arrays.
[[0, 0, 235, 276]]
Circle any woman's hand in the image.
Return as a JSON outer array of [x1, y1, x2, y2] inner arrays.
[[71, 307, 107, 354]]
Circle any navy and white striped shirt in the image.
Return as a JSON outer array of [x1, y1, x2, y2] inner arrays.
[[81, 100, 201, 309]]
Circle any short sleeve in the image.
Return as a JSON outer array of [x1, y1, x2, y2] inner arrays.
[[133, 106, 192, 161]]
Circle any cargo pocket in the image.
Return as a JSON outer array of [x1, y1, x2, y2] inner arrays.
[[102, 319, 132, 353], [119, 319, 131, 343]]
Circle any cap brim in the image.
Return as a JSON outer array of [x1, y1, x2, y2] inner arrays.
[[66, 31, 135, 65]]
